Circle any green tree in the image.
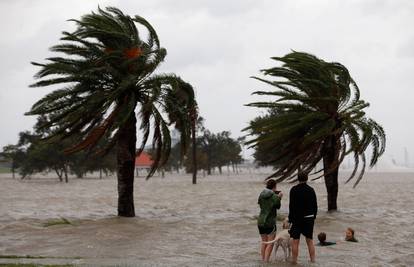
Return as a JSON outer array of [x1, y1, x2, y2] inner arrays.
[[196, 130, 242, 175], [27, 7, 196, 217], [227, 137, 243, 173], [184, 144, 208, 175], [190, 106, 199, 184], [1, 144, 25, 178], [14, 117, 75, 182], [199, 130, 215, 175], [68, 147, 116, 179], [245, 51, 385, 211]]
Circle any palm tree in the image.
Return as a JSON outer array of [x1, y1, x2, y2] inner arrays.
[[244, 51, 385, 211], [27, 7, 197, 217]]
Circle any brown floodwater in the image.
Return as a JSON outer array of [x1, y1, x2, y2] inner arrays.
[[0, 171, 413, 266]]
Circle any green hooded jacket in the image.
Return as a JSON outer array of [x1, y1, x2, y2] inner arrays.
[[257, 188, 281, 228]]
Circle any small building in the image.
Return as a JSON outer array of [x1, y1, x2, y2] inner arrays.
[[135, 151, 153, 177]]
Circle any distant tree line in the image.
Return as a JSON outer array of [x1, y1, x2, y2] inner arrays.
[[150, 117, 244, 176], [1, 115, 243, 182], [1, 116, 116, 182]]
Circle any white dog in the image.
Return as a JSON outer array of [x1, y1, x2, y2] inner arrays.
[[263, 218, 292, 261]]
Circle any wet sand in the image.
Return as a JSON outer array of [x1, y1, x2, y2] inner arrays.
[[1, 171, 414, 266]]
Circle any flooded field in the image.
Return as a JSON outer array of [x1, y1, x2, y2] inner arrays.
[[0, 171, 413, 266]]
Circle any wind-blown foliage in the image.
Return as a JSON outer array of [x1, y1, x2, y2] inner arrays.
[[26, 7, 196, 178], [244, 51, 385, 187], [27, 7, 197, 216]]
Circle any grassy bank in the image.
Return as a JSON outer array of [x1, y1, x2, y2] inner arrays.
[[43, 218, 73, 227], [0, 167, 11, 174], [0, 264, 73, 267], [0, 255, 80, 260], [0, 255, 78, 267]]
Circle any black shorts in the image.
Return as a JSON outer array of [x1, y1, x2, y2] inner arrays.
[[290, 218, 315, 239], [258, 225, 276, 235]]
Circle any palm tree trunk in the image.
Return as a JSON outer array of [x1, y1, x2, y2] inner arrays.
[[323, 136, 339, 211], [192, 117, 197, 184], [55, 168, 63, 182], [64, 166, 68, 183], [207, 156, 211, 175], [117, 112, 137, 217]]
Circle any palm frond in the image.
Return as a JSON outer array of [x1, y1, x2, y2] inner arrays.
[[245, 51, 386, 186]]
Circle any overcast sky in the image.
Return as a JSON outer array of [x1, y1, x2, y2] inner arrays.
[[0, 0, 413, 164]]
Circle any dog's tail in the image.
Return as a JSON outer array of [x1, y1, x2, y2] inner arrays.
[[262, 237, 281, 244], [261, 230, 291, 244]]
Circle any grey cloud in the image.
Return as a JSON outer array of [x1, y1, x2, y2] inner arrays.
[[0, 0, 413, 164]]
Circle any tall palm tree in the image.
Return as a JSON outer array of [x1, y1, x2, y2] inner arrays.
[[27, 7, 197, 217], [244, 51, 385, 211]]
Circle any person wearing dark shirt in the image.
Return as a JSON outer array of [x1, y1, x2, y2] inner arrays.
[[316, 232, 336, 246], [288, 172, 318, 264]]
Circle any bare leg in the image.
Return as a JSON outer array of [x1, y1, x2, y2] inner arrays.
[[264, 233, 275, 262], [274, 242, 280, 261], [305, 238, 316, 263], [260, 234, 268, 261], [291, 239, 300, 264]]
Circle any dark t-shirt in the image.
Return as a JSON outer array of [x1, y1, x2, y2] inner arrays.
[[317, 241, 336, 246], [288, 182, 318, 223]]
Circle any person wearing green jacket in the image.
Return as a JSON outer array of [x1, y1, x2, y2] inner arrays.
[[257, 179, 283, 262]]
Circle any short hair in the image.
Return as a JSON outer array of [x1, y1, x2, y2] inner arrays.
[[298, 172, 308, 182], [317, 232, 326, 243], [266, 179, 277, 189]]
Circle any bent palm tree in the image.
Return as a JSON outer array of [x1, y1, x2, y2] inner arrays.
[[27, 7, 196, 217], [244, 51, 385, 211]]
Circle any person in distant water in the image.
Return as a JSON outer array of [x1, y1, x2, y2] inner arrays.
[[345, 227, 358, 242], [288, 172, 318, 264], [316, 232, 336, 246], [257, 179, 283, 262]]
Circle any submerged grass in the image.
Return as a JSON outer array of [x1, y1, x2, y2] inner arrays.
[[0, 256, 47, 259], [0, 264, 73, 267], [0, 255, 79, 267], [0, 167, 11, 174], [0, 255, 80, 260], [43, 218, 72, 227]]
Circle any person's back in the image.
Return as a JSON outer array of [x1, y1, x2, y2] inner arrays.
[[257, 179, 283, 263], [257, 188, 280, 228], [288, 172, 318, 264], [288, 183, 317, 223]]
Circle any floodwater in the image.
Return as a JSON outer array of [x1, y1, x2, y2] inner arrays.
[[0, 171, 413, 266]]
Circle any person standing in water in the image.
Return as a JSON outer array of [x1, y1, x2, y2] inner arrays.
[[288, 172, 318, 264], [257, 179, 283, 262]]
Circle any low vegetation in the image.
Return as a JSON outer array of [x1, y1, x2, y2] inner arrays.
[[43, 218, 73, 227]]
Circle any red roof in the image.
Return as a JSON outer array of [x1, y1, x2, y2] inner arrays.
[[135, 152, 153, 167]]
